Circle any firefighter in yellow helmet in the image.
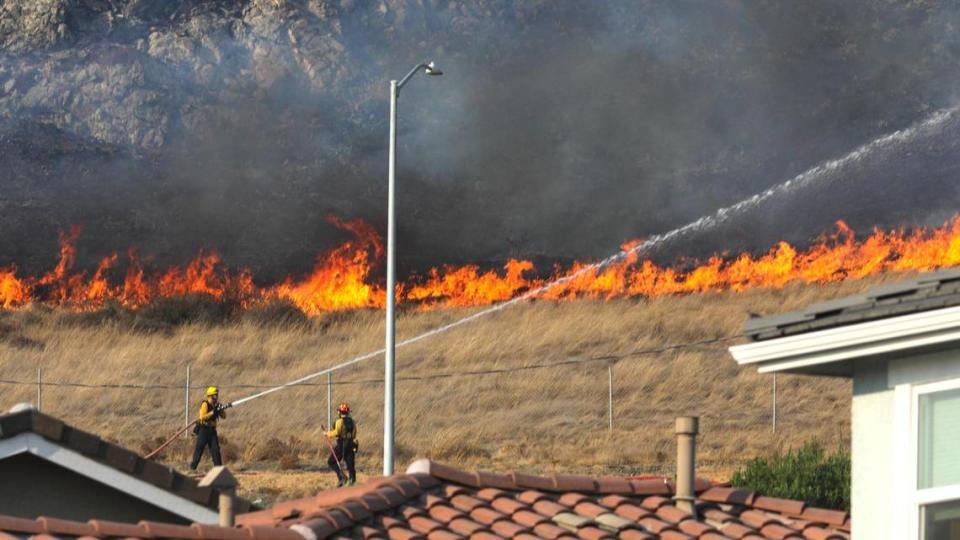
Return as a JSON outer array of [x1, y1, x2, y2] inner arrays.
[[326, 402, 357, 486], [190, 386, 230, 470]]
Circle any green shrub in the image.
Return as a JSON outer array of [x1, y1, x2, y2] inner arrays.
[[731, 440, 850, 511]]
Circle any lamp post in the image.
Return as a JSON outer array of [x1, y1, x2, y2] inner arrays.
[[384, 61, 442, 475]]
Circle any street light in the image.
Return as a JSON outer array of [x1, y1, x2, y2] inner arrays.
[[384, 61, 442, 475]]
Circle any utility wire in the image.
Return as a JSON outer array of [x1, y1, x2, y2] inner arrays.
[[0, 335, 738, 391]]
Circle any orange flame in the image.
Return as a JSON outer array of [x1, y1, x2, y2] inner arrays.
[[4, 216, 960, 314]]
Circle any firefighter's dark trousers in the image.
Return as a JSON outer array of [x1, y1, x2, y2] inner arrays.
[[328, 441, 356, 483], [191, 425, 222, 470]]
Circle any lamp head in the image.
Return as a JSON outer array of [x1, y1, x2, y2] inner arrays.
[[424, 61, 443, 76]]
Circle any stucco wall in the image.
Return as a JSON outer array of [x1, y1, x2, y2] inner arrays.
[[851, 348, 960, 540]]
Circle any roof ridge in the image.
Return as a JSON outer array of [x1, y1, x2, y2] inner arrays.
[[0, 513, 303, 540]]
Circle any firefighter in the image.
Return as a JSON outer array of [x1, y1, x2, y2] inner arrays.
[[326, 402, 357, 486], [190, 386, 229, 471]]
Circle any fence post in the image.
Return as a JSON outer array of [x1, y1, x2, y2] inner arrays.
[[327, 372, 332, 428], [772, 373, 777, 433], [607, 362, 614, 432], [185, 365, 191, 434], [37, 367, 42, 412]]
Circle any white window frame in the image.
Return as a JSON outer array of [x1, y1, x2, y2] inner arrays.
[[909, 377, 960, 539]]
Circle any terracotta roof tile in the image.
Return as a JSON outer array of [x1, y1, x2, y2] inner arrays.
[[450, 494, 486, 513], [630, 480, 671, 497], [0, 516, 43, 535], [356, 525, 388, 539], [489, 496, 527, 515], [139, 520, 204, 539], [658, 531, 693, 540], [517, 490, 549, 505], [408, 516, 444, 535], [613, 504, 651, 521], [759, 523, 803, 539], [799, 508, 848, 527], [425, 531, 461, 540], [598, 495, 630, 510], [676, 520, 714, 537], [534, 522, 578, 539], [638, 517, 675, 534], [512, 509, 550, 528], [577, 525, 615, 540], [533, 499, 568, 517], [596, 477, 634, 495], [700, 487, 756, 507], [446, 517, 486, 536], [640, 496, 672, 511], [574, 502, 610, 519], [654, 506, 691, 524], [552, 474, 598, 493], [191, 523, 249, 540], [558, 493, 590, 507], [476, 470, 515, 491], [738, 510, 777, 529], [243, 525, 304, 540], [753, 497, 805, 517], [618, 530, 655, 540], [475, 488, 507, 502], [37, 517, 96, 537], [86, 519, 147, 538], [469, 506, 506, 526], [490, 520, 529, 537], [428, 504, 465, 524], [512, 472, 556, 492], [0, 457, 848, 540], [469, 532, 503, 540], [386, 527, 424, 540], [717, 521, 756, 538]]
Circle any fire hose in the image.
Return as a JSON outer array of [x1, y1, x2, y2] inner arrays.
[[320, 424, 347, 481], [142, 106, 960, 463], [144, 403, 231, 460]]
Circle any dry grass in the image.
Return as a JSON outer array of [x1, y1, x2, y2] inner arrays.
[[0, 275, 906, 501]]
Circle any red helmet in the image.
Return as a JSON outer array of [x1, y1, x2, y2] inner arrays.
[[338, 402, 350, 414]]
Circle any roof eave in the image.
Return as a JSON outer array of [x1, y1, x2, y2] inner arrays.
[[730, 304, 960, 376]]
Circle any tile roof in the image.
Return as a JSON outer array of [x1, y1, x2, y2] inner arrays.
[[743, 266, 960, 341], [0, 407, 254, 514], [0, 513, 303, 540], [237, 459, 852, 539]]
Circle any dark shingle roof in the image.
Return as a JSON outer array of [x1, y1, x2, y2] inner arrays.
[[744, 266, 960, 341], [0, 408, 254, 514]]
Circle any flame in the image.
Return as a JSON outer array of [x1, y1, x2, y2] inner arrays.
[[5, 216, 960, 314]]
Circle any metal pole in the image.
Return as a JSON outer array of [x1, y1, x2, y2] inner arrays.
[[607, 363, 613, 432], [185, 365, 191, 432], [327, 372, 332, 429], [772, 373, 777, 433], [384, 79, 399, 476], [37, 367, 42, 412]]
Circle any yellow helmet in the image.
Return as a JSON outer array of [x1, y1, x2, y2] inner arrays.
[[206, 386, 219, 396]]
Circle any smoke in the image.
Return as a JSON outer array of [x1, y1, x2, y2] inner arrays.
[[2, 1, 960, 279]]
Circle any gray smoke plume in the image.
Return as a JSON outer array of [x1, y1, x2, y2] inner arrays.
[[1, 1, 960, 281]]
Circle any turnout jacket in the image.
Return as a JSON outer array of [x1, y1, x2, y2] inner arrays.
[[326, 416, 357, 444], [197, 399, 226, 427]]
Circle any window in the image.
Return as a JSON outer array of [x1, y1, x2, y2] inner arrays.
[[916, 381, 960, 540]]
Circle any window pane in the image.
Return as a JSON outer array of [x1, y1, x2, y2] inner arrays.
[[919, 388, 960, 489], [922, 499, 960, 540]]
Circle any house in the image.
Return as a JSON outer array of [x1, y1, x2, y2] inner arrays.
[[235, 459, 850, 539], [0, 404, 852, 539], [730, 267, 960, 540], [0, 405, 252, 524]]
